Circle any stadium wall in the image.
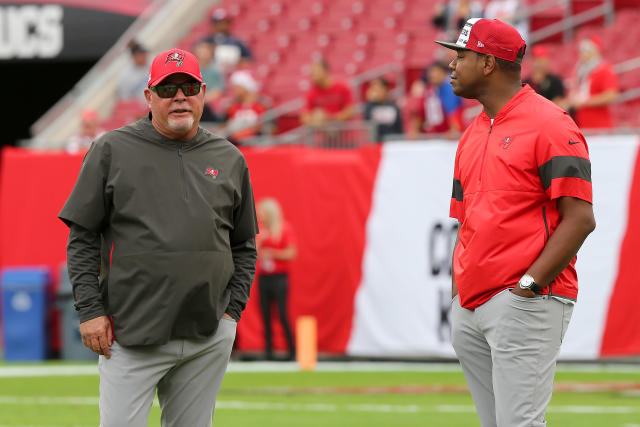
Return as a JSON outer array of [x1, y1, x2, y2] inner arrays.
[[0, 135, 638, 359]]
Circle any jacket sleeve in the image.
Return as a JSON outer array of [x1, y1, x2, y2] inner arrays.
[[225, 238, 258, 321], [226, 159, 259, 321], [67, 224, 106, 323], [59, 140, 111, 232], [450, 145, 465, 222], [535, 115, 592, 203]]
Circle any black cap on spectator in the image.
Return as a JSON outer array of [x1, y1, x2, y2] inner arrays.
[[428, 61, 449, 72], [372, 76, 390, 88], [129, 40, 147, 55]]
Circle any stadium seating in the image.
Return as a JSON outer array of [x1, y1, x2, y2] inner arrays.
[[100, 0, 640, 132]]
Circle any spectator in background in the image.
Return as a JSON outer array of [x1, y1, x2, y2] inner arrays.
[[202, 8, 253, 73], [225, 71, 265, 144], [483, 0, 529, 42], [524, 45, 566, 107], [301, 59, 354, 127], [408, 61, 463, 139], [432, 0, 483, 39], [568, 35, 619, 129], [193, 40, 225, 122], [66, 109, 105, 153], [118, 41, 149, 104], [257, 198, 297, 361], [364, 77, 403, 142]]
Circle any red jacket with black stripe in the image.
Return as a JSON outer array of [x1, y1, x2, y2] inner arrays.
[[450, 85, 592, 310]]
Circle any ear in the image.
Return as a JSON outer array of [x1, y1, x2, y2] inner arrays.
[[200, 82, 207, 98], [144, 88, 152, 107], [482, 54, 497, 76]]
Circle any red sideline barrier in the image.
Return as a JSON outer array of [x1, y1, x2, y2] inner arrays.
[[0, 145, 381, 354]]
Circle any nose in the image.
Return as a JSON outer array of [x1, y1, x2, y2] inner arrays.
[[173, 87, 188, 100], [449, 58, 456, 70]]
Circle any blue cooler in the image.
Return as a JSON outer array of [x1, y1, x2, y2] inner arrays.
[[1, 267, 50, 361]]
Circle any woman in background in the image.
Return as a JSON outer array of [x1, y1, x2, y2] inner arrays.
[[257, 198, 297, 361]]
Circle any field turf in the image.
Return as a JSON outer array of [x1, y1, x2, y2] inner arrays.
[[0, 362, 638, 426]]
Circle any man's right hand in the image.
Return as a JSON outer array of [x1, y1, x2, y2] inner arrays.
[[79, 316, 113, 359]]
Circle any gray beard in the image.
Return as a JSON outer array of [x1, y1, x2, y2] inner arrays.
[[168, 116, 194, 131]]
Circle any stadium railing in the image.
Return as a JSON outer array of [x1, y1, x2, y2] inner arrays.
[[528, 0, 615, 44], [204, 62, 406, 145], [212, 121, 378, 149]]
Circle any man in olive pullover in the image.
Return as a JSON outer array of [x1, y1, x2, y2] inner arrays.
[[59, 48, 258, 427]]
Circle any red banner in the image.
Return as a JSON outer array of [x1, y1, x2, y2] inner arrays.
[[0, 145, 381, 355]]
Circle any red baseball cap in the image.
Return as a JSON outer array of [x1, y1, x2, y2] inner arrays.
[[531, 45, 550, 58], [147, 48, 203, 87], [435, 18, 526, 64], [587, 35, 603, 51]]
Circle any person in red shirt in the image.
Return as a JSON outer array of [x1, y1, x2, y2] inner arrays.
[[225, 70, 265, 144], [300, 59, 354, 127], [257, 198, 297, 361], [407, 61, 464, 139], [568, 35, 619, 129], [437, 18, 595, 427]]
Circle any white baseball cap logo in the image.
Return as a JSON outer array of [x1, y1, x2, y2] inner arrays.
[[455, 18, 481, 48]]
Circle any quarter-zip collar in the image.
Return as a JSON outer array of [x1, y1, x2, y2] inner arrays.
[[132, 115, 212, 151], [478, 84, 535, 127]]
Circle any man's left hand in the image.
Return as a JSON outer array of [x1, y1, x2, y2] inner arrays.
[[510, 287, 537, 298], [223, 313, 235, 320]]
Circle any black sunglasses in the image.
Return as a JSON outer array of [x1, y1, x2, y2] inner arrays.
[[150, 82, 201, 98]]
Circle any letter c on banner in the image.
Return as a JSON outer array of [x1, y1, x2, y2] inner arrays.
[[428, 221, 459, 277]]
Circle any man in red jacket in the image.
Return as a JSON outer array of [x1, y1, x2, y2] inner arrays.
[[436, 19, 595, 427]]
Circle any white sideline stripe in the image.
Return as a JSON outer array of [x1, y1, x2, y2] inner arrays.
[[0, 365, 98, 378], [0, 396, 638, 414], [1, 361, 639, 377], [0, 425, 90, 427]]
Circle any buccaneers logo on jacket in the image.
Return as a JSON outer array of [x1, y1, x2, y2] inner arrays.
[[205, 168, 219, 179]]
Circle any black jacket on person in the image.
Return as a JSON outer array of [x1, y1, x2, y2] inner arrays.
[[60, 117, 258, 346]]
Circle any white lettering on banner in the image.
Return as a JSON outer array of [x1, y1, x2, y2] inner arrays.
[[348, 142, 459, 358], [0, 5, 63, 59], [428, 221, 458, 343], [348, 137, 639, 360]]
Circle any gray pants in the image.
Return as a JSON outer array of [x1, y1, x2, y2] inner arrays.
[[451, 289, 573, 427], [98, 317, 237, 427]]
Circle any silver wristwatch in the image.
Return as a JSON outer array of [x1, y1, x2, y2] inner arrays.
[[518, 274, 538, 292]]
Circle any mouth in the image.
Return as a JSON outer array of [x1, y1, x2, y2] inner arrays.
[[170, 109, 192, 115]]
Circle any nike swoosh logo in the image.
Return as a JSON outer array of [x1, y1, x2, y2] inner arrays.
[[569, 141, 580, 145]]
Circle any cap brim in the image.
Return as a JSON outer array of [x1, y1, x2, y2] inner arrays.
[[149, 71, 203, 87], [434, 40, 467, 51]]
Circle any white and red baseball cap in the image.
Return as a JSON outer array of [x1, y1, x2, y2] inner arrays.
[[435, 18, 526, 64], [147, 48, 203, 87]]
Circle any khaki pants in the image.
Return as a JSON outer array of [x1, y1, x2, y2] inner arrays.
[[98, 317, 237, 427], [451, 289, 573, 427]]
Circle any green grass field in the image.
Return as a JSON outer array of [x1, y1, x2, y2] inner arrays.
[[0, 362, 639, 426]]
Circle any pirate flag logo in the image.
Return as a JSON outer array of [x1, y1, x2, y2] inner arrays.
[[165, 51, 185, 67]]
